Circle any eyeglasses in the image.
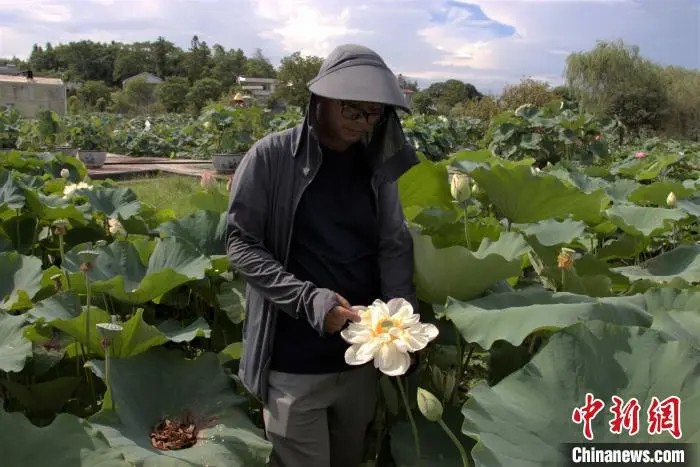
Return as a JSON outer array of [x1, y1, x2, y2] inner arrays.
[[339, 101, 385, 125]]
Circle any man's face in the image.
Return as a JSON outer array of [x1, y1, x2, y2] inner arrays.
[[319, 98, 385, 146]]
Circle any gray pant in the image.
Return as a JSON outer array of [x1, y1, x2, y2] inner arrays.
[[263, 364, 378, 467]]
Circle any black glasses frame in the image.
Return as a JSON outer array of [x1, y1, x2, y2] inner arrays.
[[339, 101, 386, 125]]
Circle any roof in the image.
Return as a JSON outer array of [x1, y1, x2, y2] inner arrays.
[[122, 72, 163, 84], [0, 74, 64, 85], [237, 76, 278, 84]]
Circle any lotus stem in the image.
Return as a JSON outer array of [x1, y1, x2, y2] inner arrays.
[[397, 375, 421, 461], [462, 205, 470, 249], [105, 342, 113, 411], [438, 418, 469, 467], [84, 271, 91, 354]]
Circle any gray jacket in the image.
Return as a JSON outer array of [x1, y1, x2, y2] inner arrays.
[[225, 102, 419, 401]]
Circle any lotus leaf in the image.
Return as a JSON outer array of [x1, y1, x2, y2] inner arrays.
[[613, 244, 700, 284], [0, 409, 131, 467], [469, 164, 610, 224], [461, 321, 700, 467], [0, 311, 31, 372], [606, 204, 687, 237], [88, 347, 272, 466], [445, 290, 652, 349], [64, 237, 211, 304], [412, 228, 529, 304]]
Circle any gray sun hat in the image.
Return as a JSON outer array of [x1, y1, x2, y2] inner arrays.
[[307, 44, 411, 113]]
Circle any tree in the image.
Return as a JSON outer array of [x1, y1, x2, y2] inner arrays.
[[397, 74, 419, 91], [186, 77, 222, 113], [499, 78, 559, 110], [184, 35, 213, 84], [157, 76, 191, 113], [244, 49, 276, 78], [423, 79, 482, 114], [77, 80, 113, 110], [565, 39, 669, 132], [210, 45, 247, 90], [272, 51, 323, 107]]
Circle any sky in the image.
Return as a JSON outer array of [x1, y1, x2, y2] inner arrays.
[[0, 0, 698, 94]]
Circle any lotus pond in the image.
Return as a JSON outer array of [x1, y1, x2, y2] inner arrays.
[[0, 121, 698, 466]]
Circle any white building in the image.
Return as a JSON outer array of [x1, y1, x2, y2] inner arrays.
[[0, 74, 67, 117]]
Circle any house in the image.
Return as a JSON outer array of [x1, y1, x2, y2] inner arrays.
[[0, 64, 23, 76], [122, 72, 164, 87], [0, 73, 67, 117], [236, 76, 278, 102]]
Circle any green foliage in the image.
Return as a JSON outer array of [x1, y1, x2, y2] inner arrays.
[[156, 76, 190, 113], [499, 78, 560, 111], [565, 39, 670, 134], [77, 80, 113, 111], [272, 51, 324, 108], [186, 77, 223, 114]]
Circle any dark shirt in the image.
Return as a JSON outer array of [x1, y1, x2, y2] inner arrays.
[[270, 142, 381, 373]]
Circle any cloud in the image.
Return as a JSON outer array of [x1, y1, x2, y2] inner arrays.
[[0, 0, 696, 94]]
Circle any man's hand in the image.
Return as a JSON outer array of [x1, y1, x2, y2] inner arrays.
[[323, 293, 360, 334]]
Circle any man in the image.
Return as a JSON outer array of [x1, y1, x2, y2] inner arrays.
[[226, 44, 419, 467]]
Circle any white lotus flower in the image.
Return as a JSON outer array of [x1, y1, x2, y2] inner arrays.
[[108, 217, 126, 236], [62, 181, 93, 199], [60, 168, 70, 179], [340, 298, 439, 376]]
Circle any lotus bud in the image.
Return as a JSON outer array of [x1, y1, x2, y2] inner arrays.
[[634, 151, 646, 160], [60, 168, 70, 179], [666, 192, 677, 207], [444, 370, 457, 402], [557, 247, 576, 270], [471, 182, 480, 197], [417, 387, 443, 422], [450, 173, 472, 203]]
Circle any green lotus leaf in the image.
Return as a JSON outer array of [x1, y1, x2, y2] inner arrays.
[[0, 409, 131, 467], [446, 289, 651, 349], [0, 312, 31, 372], [634, 288, 700, 349], [24, 190, 91, 223], [677, 195, 700, 218], [605, 204, 687, 237], [597, 234, 649, 261], [189, 188, 229, 213], [461, 321, 700, 467], [610, 152, 683, 181], [65, 237, 212, 304], [515, 218, 587, 247], [84, 187, 142, 220], [469, 164, 610, 224], [390, 407, 476, 466], [156, 210, 226, 256], [88, 348, 272, 466], [399, 160, 454, 219], [613, 244, 700, 284], [2, 376, 80, 418], [412, 228, 530, 304], [0, 252, 44, 311], [31, 297, 210, 358], [628, 181, 695, 207], [0, 170, 26, 216]]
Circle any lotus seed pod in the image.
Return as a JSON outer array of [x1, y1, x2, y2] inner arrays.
[[450, 173, 472, 203], [666, 192, 677, 207], [417, 387, 444, 422]]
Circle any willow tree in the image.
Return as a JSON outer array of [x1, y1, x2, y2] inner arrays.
[[565, 40, 668, 133]]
